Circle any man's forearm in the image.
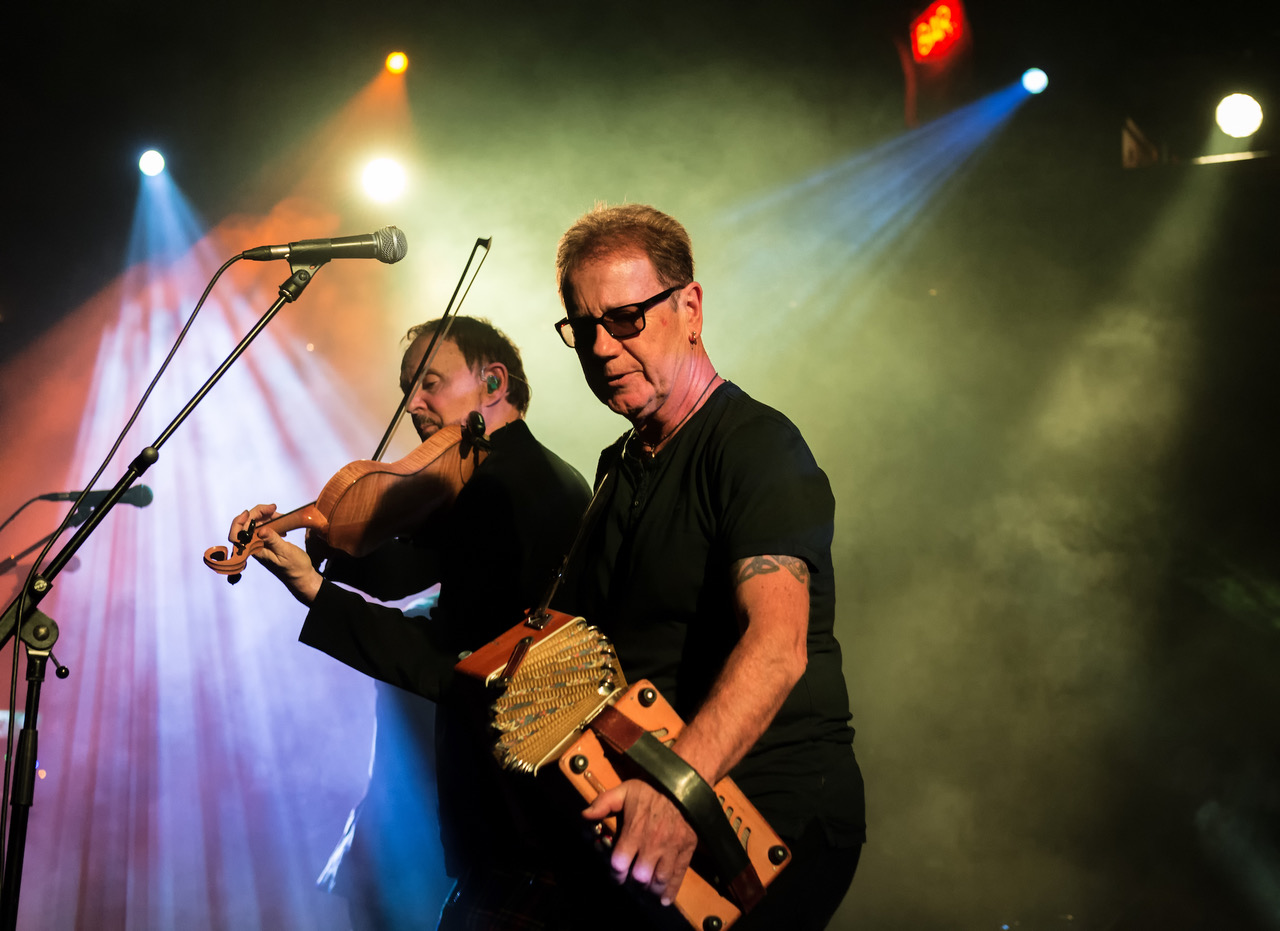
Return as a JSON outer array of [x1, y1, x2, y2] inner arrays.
[[673, 553, 810, 784]]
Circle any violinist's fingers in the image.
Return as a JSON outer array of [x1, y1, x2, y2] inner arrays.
[[227, 503, 278, 544], [253, 528, 324, 605], [248, 526, 284, 560]]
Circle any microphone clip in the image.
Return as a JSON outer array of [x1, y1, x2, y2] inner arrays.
[[279, 264, 321, 303]]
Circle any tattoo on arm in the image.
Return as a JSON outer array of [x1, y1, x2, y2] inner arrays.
[[733, 554, 810, 586]]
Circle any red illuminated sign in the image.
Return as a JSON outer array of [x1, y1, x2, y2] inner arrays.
[[910, 0, 966, 63]]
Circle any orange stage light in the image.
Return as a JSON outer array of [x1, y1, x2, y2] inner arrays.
[[385, 52, 408, 74]]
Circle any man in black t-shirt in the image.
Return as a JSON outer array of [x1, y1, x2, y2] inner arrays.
[[553, 204, 865, 929]]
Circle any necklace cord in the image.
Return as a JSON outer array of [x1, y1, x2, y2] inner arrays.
[[640, 371, 719, 455]]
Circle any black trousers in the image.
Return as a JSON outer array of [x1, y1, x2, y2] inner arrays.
[[437, 819, 860, 931]]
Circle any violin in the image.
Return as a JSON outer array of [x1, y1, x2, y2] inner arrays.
[[204, 414, 488, 582]]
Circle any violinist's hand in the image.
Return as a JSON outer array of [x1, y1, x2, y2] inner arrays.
[[582, 778, 696, 908], [228, 504, 324, 605]]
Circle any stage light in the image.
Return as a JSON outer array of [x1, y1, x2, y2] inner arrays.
[[385, 51, 408, 74], [909, 0, 966, 64], [717, 81, 1032, 340], [1021, 68, 1048, 95], [362, 157, 407, 202], [138, 150, 165, 176], [1215, 93, 1263, 138]]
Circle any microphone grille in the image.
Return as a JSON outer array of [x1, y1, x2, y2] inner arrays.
[[374, 226, 409, 264]]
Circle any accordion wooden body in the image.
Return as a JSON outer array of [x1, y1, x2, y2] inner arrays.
[[455, 610, 791, 930]]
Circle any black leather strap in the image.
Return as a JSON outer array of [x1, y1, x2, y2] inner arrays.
[[589, 705, 765, 911]]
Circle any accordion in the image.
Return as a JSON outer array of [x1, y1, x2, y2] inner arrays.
[[455, 610, 791, 930]]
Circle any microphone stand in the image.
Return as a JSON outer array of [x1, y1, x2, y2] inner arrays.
[[0, 261, 322, 929]]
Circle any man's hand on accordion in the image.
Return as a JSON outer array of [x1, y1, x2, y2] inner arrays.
[[582, 777, 697, 907]]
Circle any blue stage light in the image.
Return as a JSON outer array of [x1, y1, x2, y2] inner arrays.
[[715, 81, 1032, 342], [139, 150, 166, 176], [1021, 68, 1048, 95]]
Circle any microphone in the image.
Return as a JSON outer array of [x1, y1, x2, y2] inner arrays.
[[39, 485, 155, 508], [241, 227, 408, 265]]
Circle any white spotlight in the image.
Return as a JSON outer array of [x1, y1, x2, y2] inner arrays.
[[1021, 68, 1048, 95], [139, 150, 166, 176], [362, 157, 407, 203], [1216, 94, 1263, 139]]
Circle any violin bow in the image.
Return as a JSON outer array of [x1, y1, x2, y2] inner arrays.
[[369, 237, 492, 462]]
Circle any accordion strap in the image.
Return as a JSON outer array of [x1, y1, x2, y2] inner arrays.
[[589, 704, 766, 912], [529, 465, 618, 626]]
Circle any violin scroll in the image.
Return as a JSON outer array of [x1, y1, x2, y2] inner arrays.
[[204, 504, 328, 583]]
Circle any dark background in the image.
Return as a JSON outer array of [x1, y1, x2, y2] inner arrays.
[[4, 1, 1272, 360]]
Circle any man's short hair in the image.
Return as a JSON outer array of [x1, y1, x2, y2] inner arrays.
[[555, 203, 695, 312], [405, 316, 531, 414]]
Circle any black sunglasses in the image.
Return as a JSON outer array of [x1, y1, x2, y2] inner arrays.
[[555, 285, 685, 349]]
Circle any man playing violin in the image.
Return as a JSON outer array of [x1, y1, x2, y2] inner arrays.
[[552, 204, 865, 929], [229, 316, 591, 929]]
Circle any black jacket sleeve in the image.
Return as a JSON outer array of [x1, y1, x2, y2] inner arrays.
[[299, 580, 460, 702]]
